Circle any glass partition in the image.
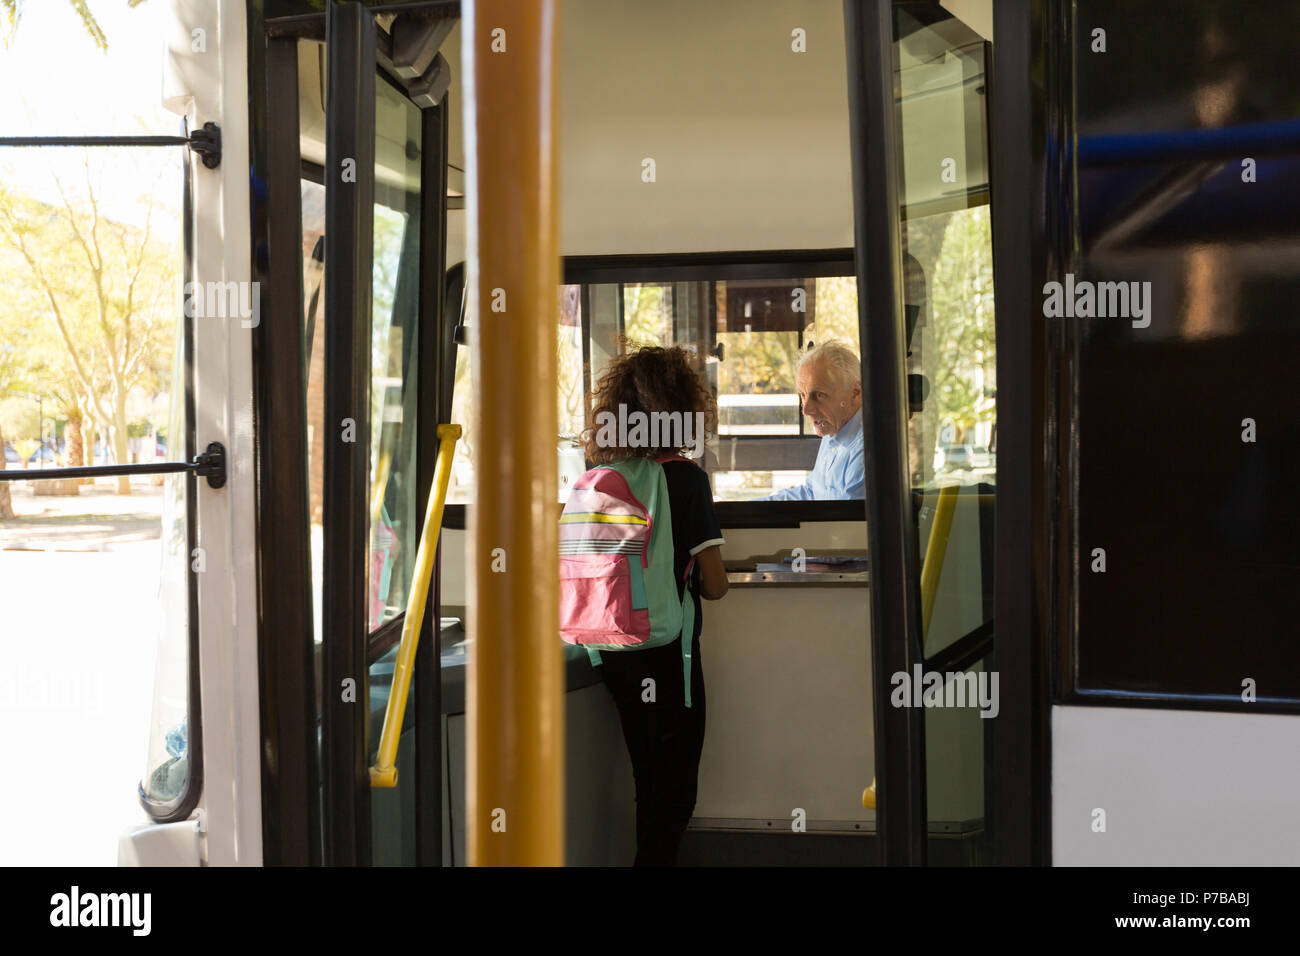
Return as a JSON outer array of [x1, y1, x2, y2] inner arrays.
[[365, 79, 423, 634], [891, 1, 996, 865], [447, 273, 878, 504]]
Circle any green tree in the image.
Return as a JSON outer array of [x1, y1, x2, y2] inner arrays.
[[0, 162, 178, 494], [928, 206, 995, 443], [622, 283, 671, 347]]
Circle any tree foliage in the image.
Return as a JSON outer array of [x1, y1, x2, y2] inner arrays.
[[927, 206, 995, 441], [0, 158, 178, 494]]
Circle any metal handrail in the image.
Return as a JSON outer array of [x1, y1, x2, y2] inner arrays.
[[369, 424, 460, 788], [0, 125, 222, 168], [0, 442, 226, 488]]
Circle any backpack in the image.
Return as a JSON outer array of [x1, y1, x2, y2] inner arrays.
[[560, 453, 699, 706]]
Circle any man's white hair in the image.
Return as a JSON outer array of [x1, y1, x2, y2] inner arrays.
[[798, 341, 861, 391]]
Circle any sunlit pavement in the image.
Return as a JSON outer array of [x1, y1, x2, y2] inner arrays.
[[0, 483, 162, 866]]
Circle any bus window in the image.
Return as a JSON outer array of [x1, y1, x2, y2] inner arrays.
[[141, 305, 194, 809], [582, 275, 862, 501], [714, 276, 862, 499], [446, 284, 587, 505]]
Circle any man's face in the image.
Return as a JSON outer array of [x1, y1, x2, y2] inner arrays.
[[797, 360, 862, 437]]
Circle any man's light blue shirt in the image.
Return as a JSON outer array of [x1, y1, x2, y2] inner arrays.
[[760, 408, 865, 501]]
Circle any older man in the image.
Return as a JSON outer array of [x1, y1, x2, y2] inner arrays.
[[758, 341, 864, 500]]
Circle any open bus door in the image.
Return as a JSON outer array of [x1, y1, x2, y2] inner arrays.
[[846, 0, 1001, 865], [255, 0, 457, 866]]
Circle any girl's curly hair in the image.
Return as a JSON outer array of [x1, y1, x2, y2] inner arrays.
[[582, 343, 717, 464]]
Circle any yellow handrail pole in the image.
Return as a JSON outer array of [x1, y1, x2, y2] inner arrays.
[[865, 486, 959, 808], [369, 425, 461, 787], [466, 0, 563, 866], [919, 484, 960, 640]]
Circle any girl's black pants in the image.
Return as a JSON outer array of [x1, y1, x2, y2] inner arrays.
[[598, 632, 706, 866]]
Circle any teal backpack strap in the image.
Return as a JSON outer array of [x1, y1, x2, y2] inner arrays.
[[587, 647, 603, 667], [680, 555, 697, 708]]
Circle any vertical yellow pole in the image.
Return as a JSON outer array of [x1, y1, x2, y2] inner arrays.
[[465, 0, 563, 866]]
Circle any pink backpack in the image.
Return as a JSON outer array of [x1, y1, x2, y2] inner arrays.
[[559, 454, 698, 706]]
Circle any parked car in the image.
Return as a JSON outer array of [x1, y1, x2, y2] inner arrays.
[[935, 443, 974, 471], [3, 444, 19, 465], [971, 446, 993, 468]]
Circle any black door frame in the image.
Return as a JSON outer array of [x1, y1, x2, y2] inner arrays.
[[845, 0, 1051, 866], [321, 0, 378, 867], [257, 0, 458, 868], [988, 0, 1052, 867], [252, 14, 322, 865], [843, 0, 927, 866]]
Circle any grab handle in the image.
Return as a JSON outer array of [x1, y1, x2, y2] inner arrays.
[[370, 424, 461, 788]]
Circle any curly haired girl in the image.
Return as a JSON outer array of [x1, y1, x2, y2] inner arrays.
[[581, 344, 728, 866]]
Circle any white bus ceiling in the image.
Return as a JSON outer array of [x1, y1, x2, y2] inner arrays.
[[295, 0, 988, 262]]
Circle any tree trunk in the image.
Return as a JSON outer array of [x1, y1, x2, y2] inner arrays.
[[0, 423, 14, 520], [58, 413, 84, 497], [113, 391, 131, 495], [66, 413, 84, 467]]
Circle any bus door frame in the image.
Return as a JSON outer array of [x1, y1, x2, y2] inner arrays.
[[256, 0, 457, 867], [844, 0, 1049, 866], [843, 0, 927, 865]]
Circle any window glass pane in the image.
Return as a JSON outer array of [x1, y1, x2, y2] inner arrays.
[[366, 80, 423, 632], [0, 2, 183, 137], [891, 3, 996, 864], [448, 343, 473, 504], [301, 78, 426, 640], [302, 179, 326, 646], [142, 328, 192, 805], [715, 281, 804, 437], [446, 274, 877, 505], [621, 282, 672, 349], [0, 144, 187, 860], [557, 285, 585, 497], [446, 285, 585, 505], [582, 276, 865, 501], [905, 206, 996, 489], [1071, 0, 1300, 700]]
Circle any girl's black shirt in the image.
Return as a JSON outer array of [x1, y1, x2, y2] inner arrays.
[[660, 460, 725, 639]]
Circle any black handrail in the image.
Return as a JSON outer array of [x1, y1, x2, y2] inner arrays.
[[0, 442, 226, 488], [0, 124, 222, 168], [924, 619, 995, 675]]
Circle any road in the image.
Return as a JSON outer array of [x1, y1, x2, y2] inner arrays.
[[0, 482, 163, 866]]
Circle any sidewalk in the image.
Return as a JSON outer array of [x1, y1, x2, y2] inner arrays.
[[0, 479, 164, 551]]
